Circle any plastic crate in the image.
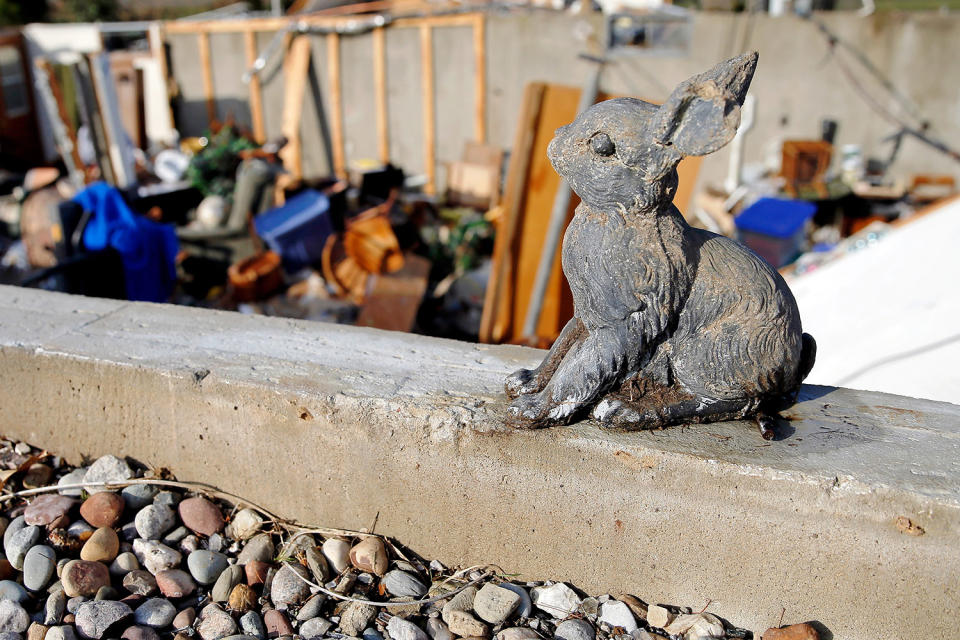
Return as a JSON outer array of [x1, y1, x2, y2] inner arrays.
[[254, 190, 332, 273], [734, 198, 816, 268]]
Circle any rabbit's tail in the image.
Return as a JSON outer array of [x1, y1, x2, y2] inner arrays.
[[797, 332, 817, 383]]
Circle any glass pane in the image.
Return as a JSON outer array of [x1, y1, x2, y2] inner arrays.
[[3, 82, 27, 115], [0, 47, 22, 82]]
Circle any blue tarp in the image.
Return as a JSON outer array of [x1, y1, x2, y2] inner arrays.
[[75, 182, 179, 303]]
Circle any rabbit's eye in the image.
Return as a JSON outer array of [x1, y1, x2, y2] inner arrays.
[[591, 133, 615, 157]]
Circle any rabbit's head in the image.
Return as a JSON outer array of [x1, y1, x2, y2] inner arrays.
[[548, 52, 758, 215]]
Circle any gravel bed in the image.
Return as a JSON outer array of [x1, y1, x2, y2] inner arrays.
[[0, 439, 817, 640]]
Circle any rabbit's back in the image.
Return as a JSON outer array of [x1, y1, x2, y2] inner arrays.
[[669, 229, 804, 400]]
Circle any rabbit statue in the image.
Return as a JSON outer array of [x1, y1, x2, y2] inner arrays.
[[505, 52, 816, 439]]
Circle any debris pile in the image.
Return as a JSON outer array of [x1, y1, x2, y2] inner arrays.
[[0, 439, 818, 640]]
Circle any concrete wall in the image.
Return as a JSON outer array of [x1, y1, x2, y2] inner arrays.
[[1, 285, 958, 640], [167, 10, 960, 197]]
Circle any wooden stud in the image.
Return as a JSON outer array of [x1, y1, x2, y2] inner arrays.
[[244, 29, 265, 143], [197, 30, 216, 126], [473, 14, 486, 144], [420, 24, 435, 196], [327, 32, 346, 178], [279, 35, 312, 180], [372, 26, 389, 166]]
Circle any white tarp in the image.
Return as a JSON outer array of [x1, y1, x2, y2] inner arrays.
[[789, 197, 960, 405]]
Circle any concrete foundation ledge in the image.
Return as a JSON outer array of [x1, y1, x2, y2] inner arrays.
[[0, 285, 957, 639]]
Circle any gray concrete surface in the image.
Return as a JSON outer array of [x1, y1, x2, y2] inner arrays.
[[167, 11, 960, 197], [0, 285, 958, 639]]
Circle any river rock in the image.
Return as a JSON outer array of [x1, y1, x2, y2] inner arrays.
[[236, 534, 273, 565], [349, 537, 388, 576], [2, 516, 24, 550], [645, 605, 672, 629], [47, 626, 78, 640], [531, 584, 581, 618], [382, 570, 427, 599], [299, 617, 333, 640], [62, 561, 110, 598], [555, 620, 593, 640], [120, 486, 157, 511], [23, 544, 57, 591], [386, 617, 429, 640], [80, 528, 119, 564], [74, 601, 132, 639], [224, 510, 262, 541], [498, 584, 532, 618], [133, 599, 176, 628], [262, 610, 292, 637], [67, 597, 88, 615], [599, 601, 637, 633], [495, 628, 541, 640], [172, 608, 195, 630], [445, 610, 488, 638], [664, 614, 724, 639], [121, 625, 160, 640], [339, 602, 376, 637], [178, 498, 224, 537], [162, 527, 189, 546], [155, 570, 195, 598], [152, 492, 179, 509], [131, 540, 181, 575], [243, 561, 269, 587], [122, 571, 157, 596], [761, 623, 819, 640], [304, 547, 330, 584], [442, 585, 476, 619], [474, 584, 522, 624], [238, 612, 265, 640], [186, 550, 228, 585], [296, 594, 326, 621], [23, 463, 53, 489], [24, 496, 76, 528], [79, 494, 124, 529], [45, 589, 67, 625], [425, 618, 453, 640], [0, 600, 29, 633], [109, 553, 139, 577], [211, 565, 244, 602], [321, 539, 350, 574], [134, 506, 176, 541], [58, 469, 87, 497], [7, 525, 41, 570], [0, 580, 28, 602], [227, 584, 257, 613], [270, 562, 311, 610], [197, 606, 237, 640], [82, 456, 133, 494]]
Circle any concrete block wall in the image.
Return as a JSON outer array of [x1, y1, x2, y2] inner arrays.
[[166, 10, 960, 198], [1, 285, 958, 640]]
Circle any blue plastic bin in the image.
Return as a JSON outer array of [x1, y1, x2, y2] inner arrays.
[[734, 197, 816, 268], [254, 189, 332, 273]]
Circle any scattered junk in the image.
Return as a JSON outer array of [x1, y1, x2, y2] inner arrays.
[[0, 4, 957, 349]]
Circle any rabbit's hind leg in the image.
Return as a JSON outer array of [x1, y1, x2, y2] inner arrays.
[[593, 388, 761, 432], [506, 317, 586, 399]]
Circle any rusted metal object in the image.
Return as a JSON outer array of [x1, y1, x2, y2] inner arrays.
[[505, 52, 816, 439]]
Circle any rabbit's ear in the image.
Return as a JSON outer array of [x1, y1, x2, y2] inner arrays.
[[650, 52, 758, 157]]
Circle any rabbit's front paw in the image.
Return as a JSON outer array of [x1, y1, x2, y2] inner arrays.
[[505, 367, 541, 399], [506, 393, 551, 429]]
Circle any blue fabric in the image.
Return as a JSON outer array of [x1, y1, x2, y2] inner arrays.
[[75, 182, 179, 303]]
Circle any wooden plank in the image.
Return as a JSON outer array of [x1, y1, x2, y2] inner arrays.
[[147, 23, 176, 133], [472, 14, 486, 144], [34, 59, 86, 185], [197, 30, 216, 126], [479, 82, 545, 344], [372, 26, 389, 165], [278, 35, 312, 180], [327, 32, 346, 178], [420, 24, 435, 195], [244, 29, 266, 143]]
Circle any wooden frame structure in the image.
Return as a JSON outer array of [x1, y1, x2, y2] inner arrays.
[[161, 12, 487, 192]]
